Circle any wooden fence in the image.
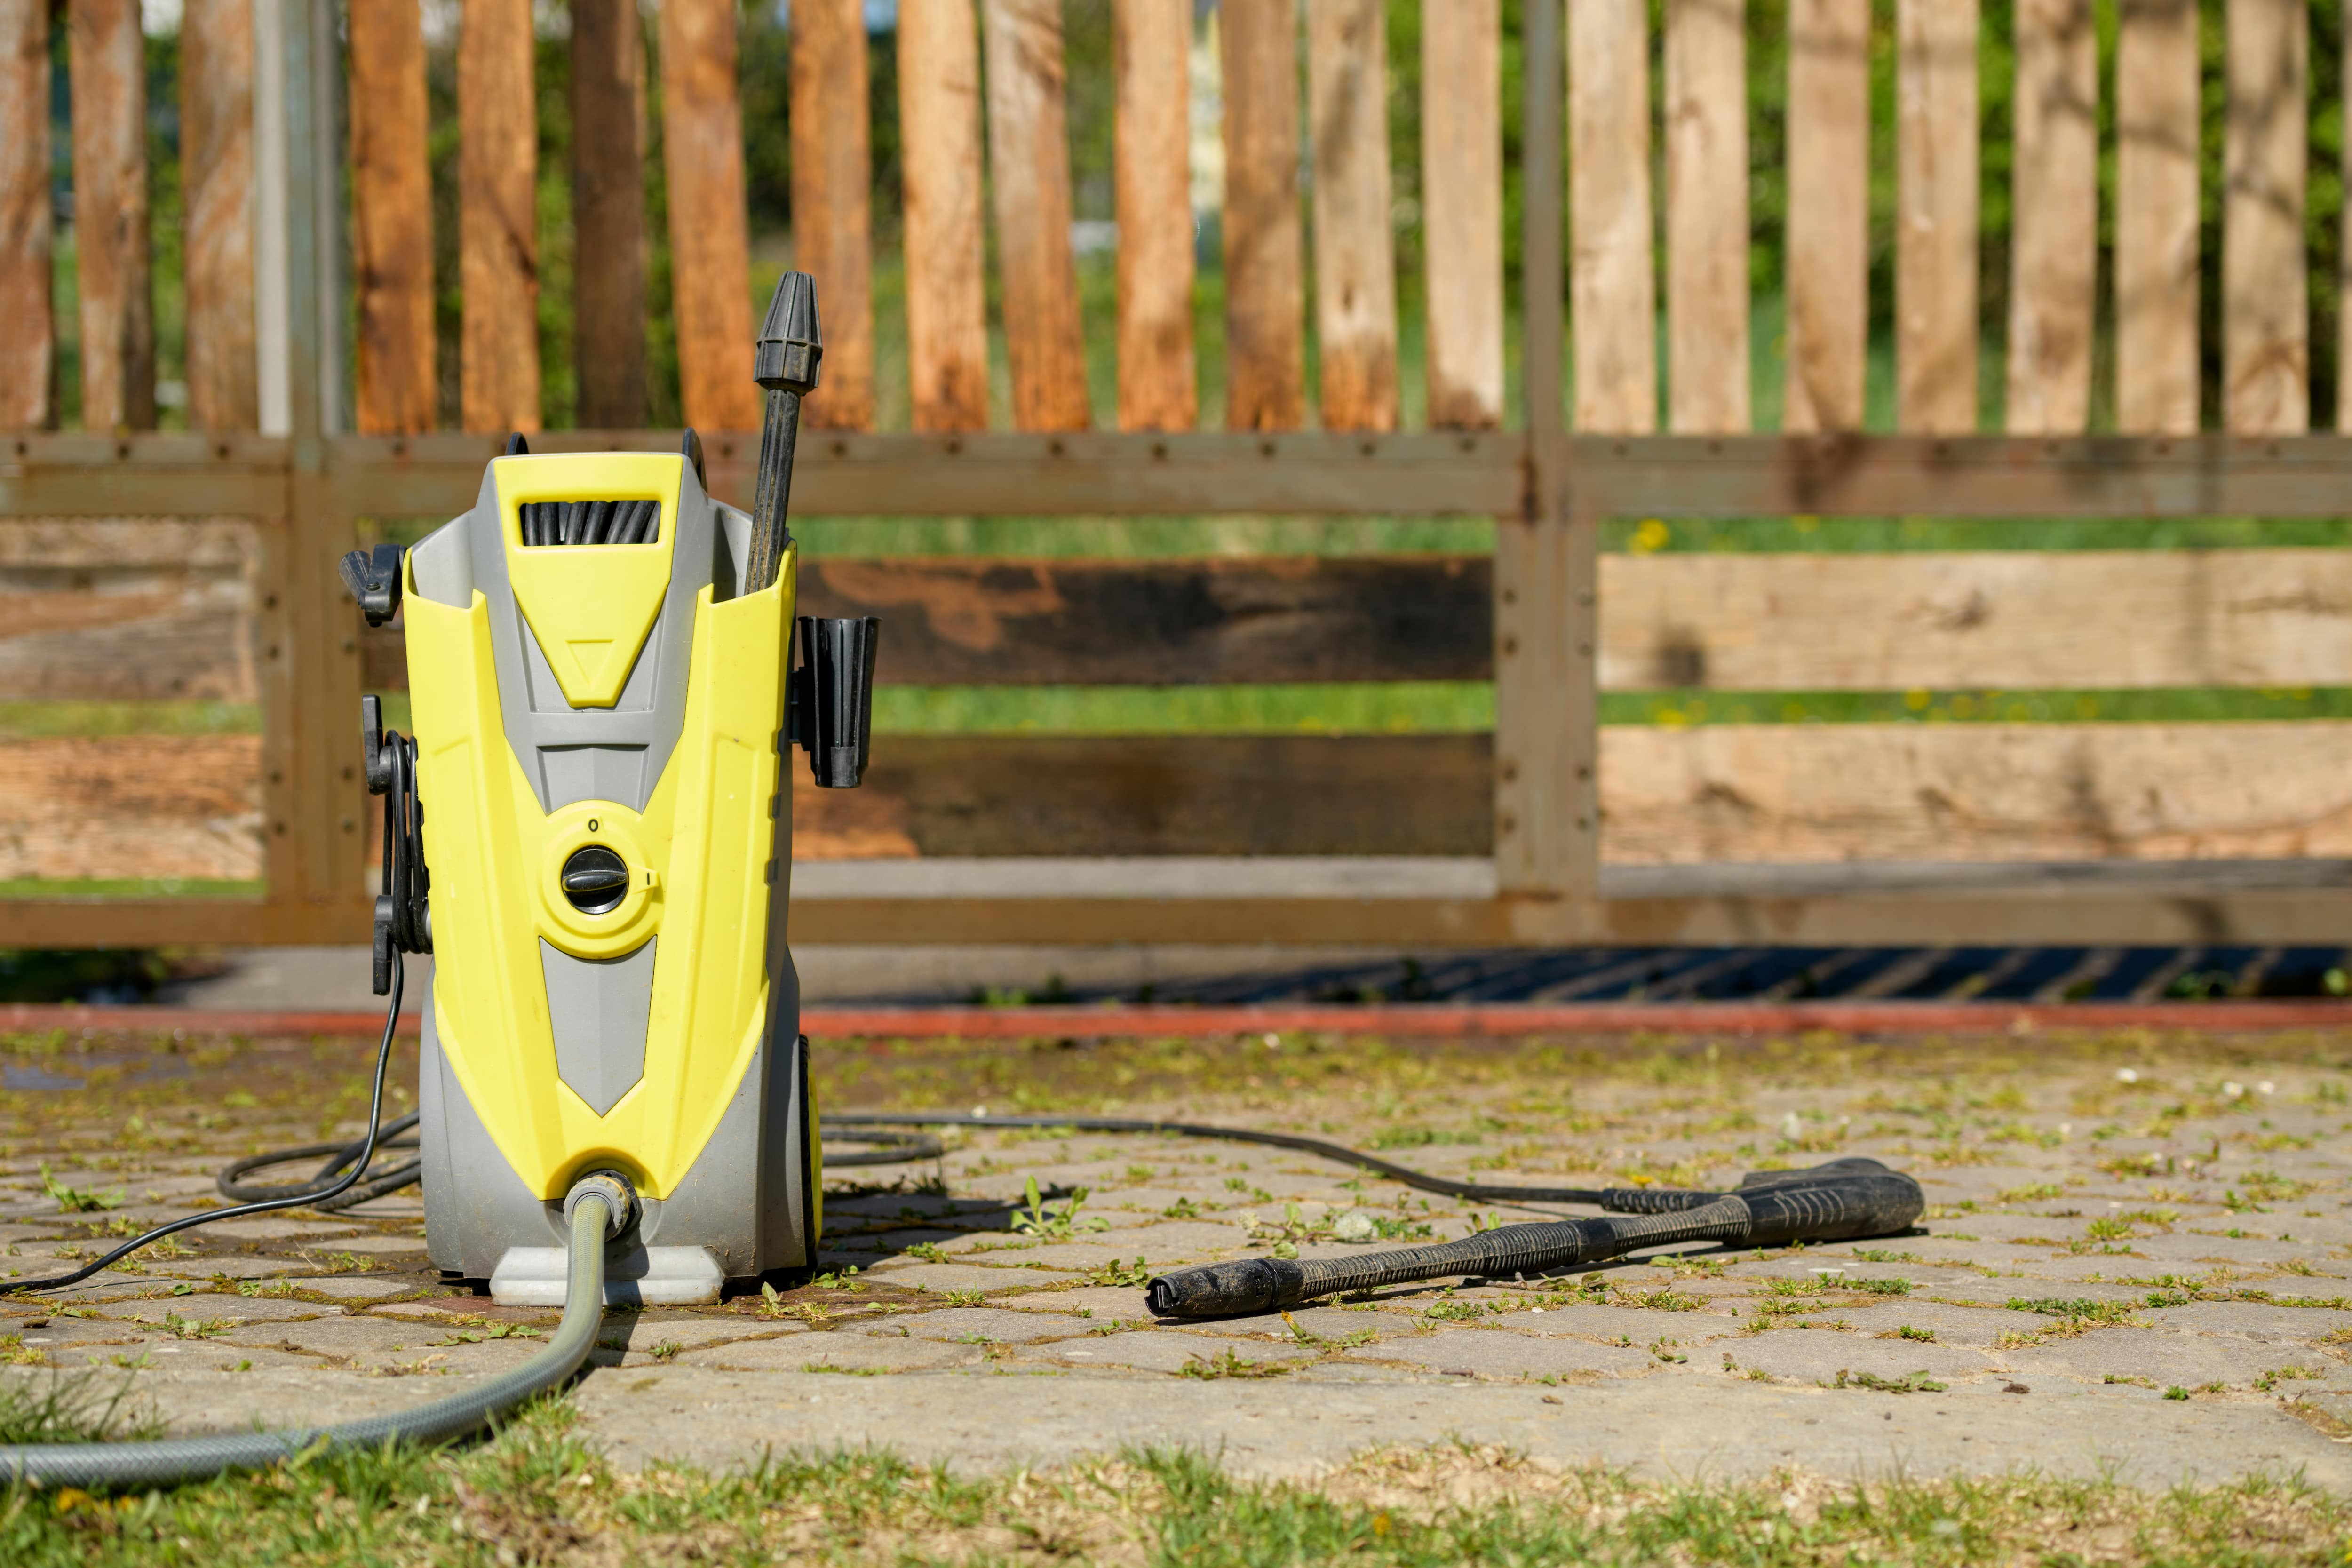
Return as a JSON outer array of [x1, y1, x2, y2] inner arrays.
[[2, 0, 2352, 948]]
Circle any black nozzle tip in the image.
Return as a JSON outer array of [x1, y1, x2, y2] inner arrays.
[[1144, 1258, 1304, 1320], [755, 272, 824, 393]]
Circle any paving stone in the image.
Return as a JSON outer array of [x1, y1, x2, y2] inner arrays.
[[1997, 1329, 2328, 1389], [1488, 1304, 1742, 1342], [596, 1316, 801, 1356], [179, 1219, 357, 1242], [1748, 1301, 2058, 1346], [858, 1262, 1081, 1294], [1359, 1329, 1656, 1381], [1013, 1332, 1314, 1375], [898, 1307, 1094, 1344], [2140, 1303, 2352, 1342], [223, 1315, 439, 1359], [1713, 1331, 1993, 1385], [686, 1331, 984, 1373], [309, 1233, 430, 1255], [98, 1292, 329, 1325], [993, 1285, 1153, 1321], [286, 1276, 426, 1301]]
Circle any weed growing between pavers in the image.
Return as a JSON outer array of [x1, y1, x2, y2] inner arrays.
[[1, 1401, 2348, 1565]]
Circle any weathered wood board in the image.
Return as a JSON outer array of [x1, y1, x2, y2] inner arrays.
[[355, 549, 2352, 696], [35, 724, 2352, 870]]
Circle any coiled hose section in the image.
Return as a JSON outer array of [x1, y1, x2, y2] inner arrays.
[[0, 1183, 620, 1489]]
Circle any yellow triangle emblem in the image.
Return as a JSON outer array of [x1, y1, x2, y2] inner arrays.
[[564, 638, 615, 686]]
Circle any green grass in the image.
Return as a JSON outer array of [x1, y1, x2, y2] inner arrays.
[[0, 880, 261, 902], [0, 704, 260, 740], [1, 1396, 2343, 1565]]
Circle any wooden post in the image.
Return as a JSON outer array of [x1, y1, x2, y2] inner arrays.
[[2223, 0, 2306, 433], [0, 0, 52, 430], [572, 0, 650, 428], [69, 0, 156, 431], [660, 0, 761, 431], [349, 0, 434, 435], [982, 0, 1092, 431], [459, 0, 540, 433], [2006, 0, 2097, 434], [1420, 0, 1502, 430], [1494, 0, 1593, 917], [1113, 0, 1197, 431], [1569, 0, 1655, 433], [1306, 0, 1398, 432], [898, 0, 990, 432], [2115, 0, 2199, 435], [1783, 0, 1869, 432], [1219, 0, 1305, 430], [790, 0, 875, 431], [183, 0, 258, 431], [1665, 0, 1749, 434], [1895, 0, 1979, 434]]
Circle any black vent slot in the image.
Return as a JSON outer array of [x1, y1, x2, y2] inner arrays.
[[519, 499, 661, 547]]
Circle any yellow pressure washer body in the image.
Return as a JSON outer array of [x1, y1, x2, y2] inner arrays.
[[344, 273, 872, 1305]]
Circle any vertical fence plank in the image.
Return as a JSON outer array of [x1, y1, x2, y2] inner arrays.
[[1895, 0, 1979, 433], [459, 0, 539, 433], [1113, 0, 1196, 431], [791, 0, 875, 430], [898, 0, 990, 431], [1420, 0, 1502, 429], [70, 0, 155, 430], [983, 0, 1092, 430], [1569, 0, 1655, 432], [1306, 0, 1398, 431], [2224, 0, 2307, 432], [661, 0, 761, 430], [182, 0, 258, 430], [2115, 0, 2200, 434], [2005, 0, 2097, 433], [572, 0, 649, 428], [0, 0, 51, 430], [1664, 0, 1749, 433], [1783, 0, 1869, 431], [349, 0, 435, 435], [1219, 0, 1305, 430]]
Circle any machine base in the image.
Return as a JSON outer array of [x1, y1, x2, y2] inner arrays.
[[488, 1243, 725, 1306]]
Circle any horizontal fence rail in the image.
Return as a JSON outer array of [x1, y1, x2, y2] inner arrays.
[[2, 0, 2352, 949]]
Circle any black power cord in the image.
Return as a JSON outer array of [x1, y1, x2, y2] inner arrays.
[[5, 954, 407, 1295]]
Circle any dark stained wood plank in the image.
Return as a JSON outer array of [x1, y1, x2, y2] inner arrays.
[[350, 0, 437, 435], [0, 0, 52, 430], [796, 734, 1493, 858], [1219, 0, 1306, 430], [571, 0, 650, 428], [790, 0, 875, 430], [69, 0, 156, 431]]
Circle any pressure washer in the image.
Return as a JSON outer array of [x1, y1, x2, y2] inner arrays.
[[0, 272, 1923, 1488]]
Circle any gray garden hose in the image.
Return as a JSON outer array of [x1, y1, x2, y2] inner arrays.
[[0, 1179, 623, 1489]]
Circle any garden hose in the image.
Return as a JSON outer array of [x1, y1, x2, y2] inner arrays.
[[0, 1175, 625, 1489]]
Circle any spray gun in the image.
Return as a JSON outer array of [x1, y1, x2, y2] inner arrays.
[[755, 271, 878, 789]]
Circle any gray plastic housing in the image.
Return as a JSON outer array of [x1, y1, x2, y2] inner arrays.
[[404, 455, 813, 1284]]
